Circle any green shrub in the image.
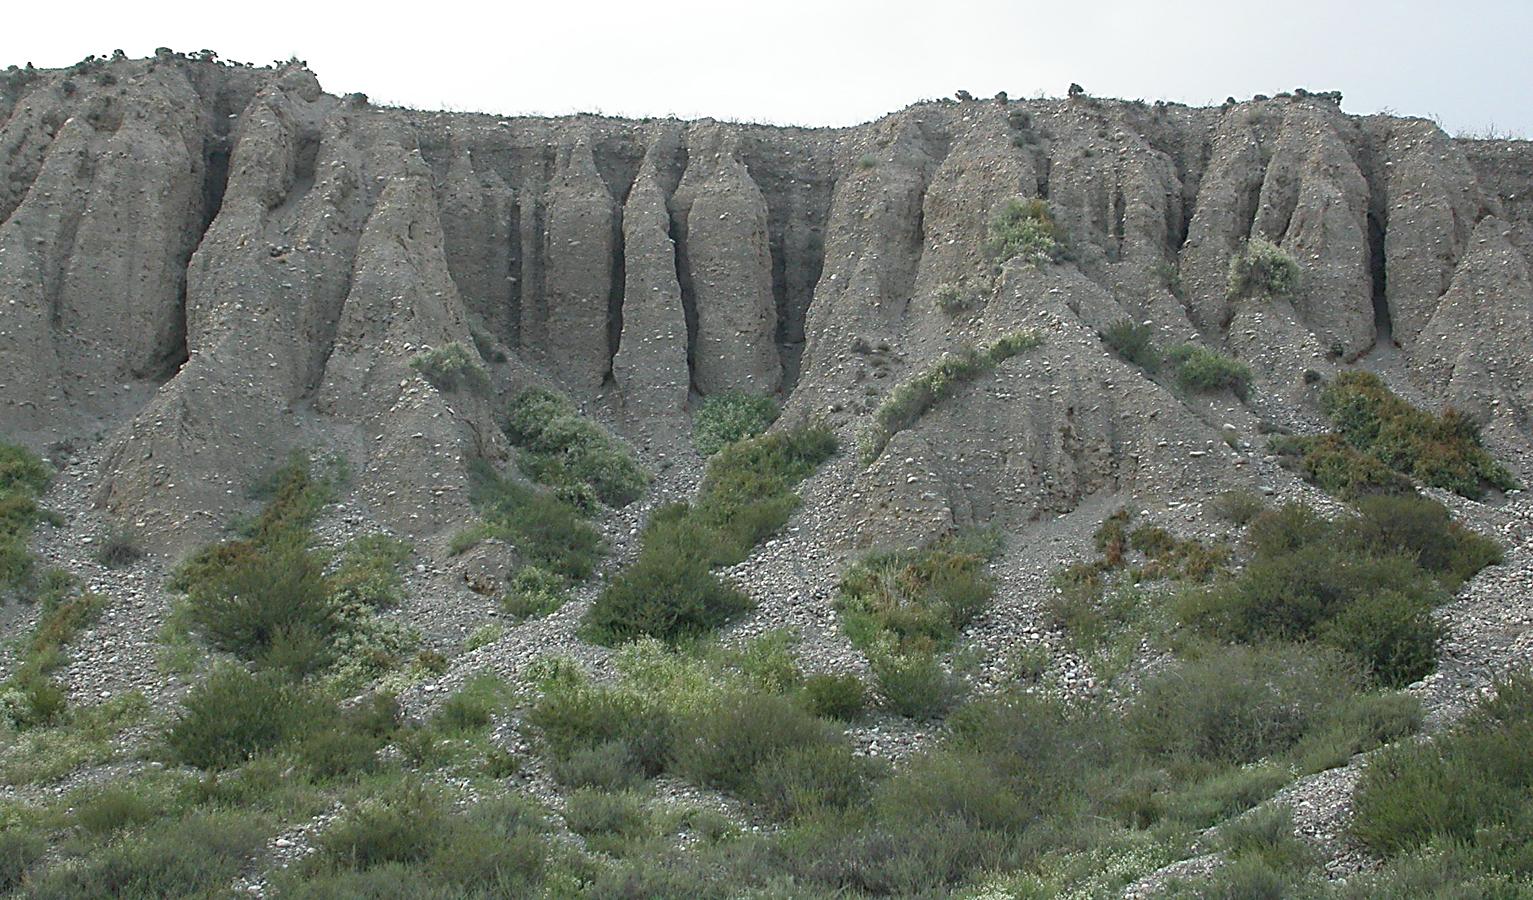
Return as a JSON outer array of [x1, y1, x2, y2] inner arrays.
[[1166, 344, 1253, 399], [1180, 496, 1497, 686], [1273, 433, 1416, 499], [0, 826, 44, 893], [25, 810, 267, 900], [671, 692, 832, 794], [1346, 494, 1503, 590], [1100, 318, 1160, 371], [505, 387, 648, 506], [1227, 237, 1301, 300], [750, 744, 883, 820], [0, 442, 50, 593], [1210, 488, 1266, 525], [466, 460, 604, 580], [529, 668, 672, 781], [585, 425, 835, 645], [501, 565, 569, 620], [1216, 805, 1315, 872], [836, 528, 1000, 655], [693, 391, 780, 457], [182, 536, 336, 670], [318, 781, 448, 869], [985, 198, 1065, 267], [563, 789, 655, 855], [73, 784, 165, 836], [1127, 644, 1358, 765], [409, 342, 490, 395], [164, 664, 314, 769], [861, 331, 1042, 463], [434, 673, 511, 733], [870, 650, 964, 720], [1319, 371, 1516, 499], [1353, 674, 1533, 864], [800, 673, 867, 721]]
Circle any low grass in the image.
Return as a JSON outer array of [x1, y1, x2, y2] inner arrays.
[[861, 330, 1043, 464]]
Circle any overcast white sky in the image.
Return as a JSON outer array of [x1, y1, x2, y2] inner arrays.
[[4, 0, 1530, 136]]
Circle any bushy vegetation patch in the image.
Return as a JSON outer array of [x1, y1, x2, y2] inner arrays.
[[585, 424, 836, 644], [1227, 236, 1301, 300], [1353, 673, 1533, 875], [985, 197, 1066, 267], [934, 282, 979, 315], [1273, 372, 1516, 500], [692, 391, 780, 457], [1332, 371, 1513, 498], [461, 458, 603, 581], [1178, 496, 1498, 687], [500, 564, 569, 620], [0, 441, 51, 595], [1165, 344, 1253, 398], [408, 342, 490, 395], [837, 528, 1001, 656], [861, 330, 1043, 464], [1101, 318, 1161, 371], [0, 447, 109, 732], [504, 387, 648, 507]]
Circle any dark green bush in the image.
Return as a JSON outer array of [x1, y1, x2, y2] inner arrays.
[[1353, 674, 1533, 866], [505, 387, 648, 506], [500, 565, 569, 620], [0, 442, 50, 593], [1227, 236, 1301, 300], [1210, 488, 1266, 525], [1179, 498, 1494, 686], [585, 425, 835, 645], [164, 664, 315, 769], [562, 789, 654, 855], [0, 826, 45, 893], [25, 811, 267, 900], [693, 391, 780, 457], [1320, 371, 1516, 499], [870, 650, 965, 720], [529, 669, 672, 781], [1127, 644, 1359, 765], [799, 673, 867, 721], [750, 744, 884, 820], [1166, 344, 1253, 399], [182, 535, 336, 669], [1101, 318, 1160, 371], [671, 692, 833, 795], [92, 527, 145, 568], [317, 781, 448, 870], [466, 460, 604, 580]]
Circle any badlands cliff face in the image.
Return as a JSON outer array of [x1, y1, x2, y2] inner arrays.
[[2, 53, 1531, 554]]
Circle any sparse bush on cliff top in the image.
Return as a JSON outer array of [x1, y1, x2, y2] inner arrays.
[[1227, 236, 1301, 300]]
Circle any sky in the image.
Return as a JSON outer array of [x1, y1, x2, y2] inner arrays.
[[4, 0, 1530, 137]]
